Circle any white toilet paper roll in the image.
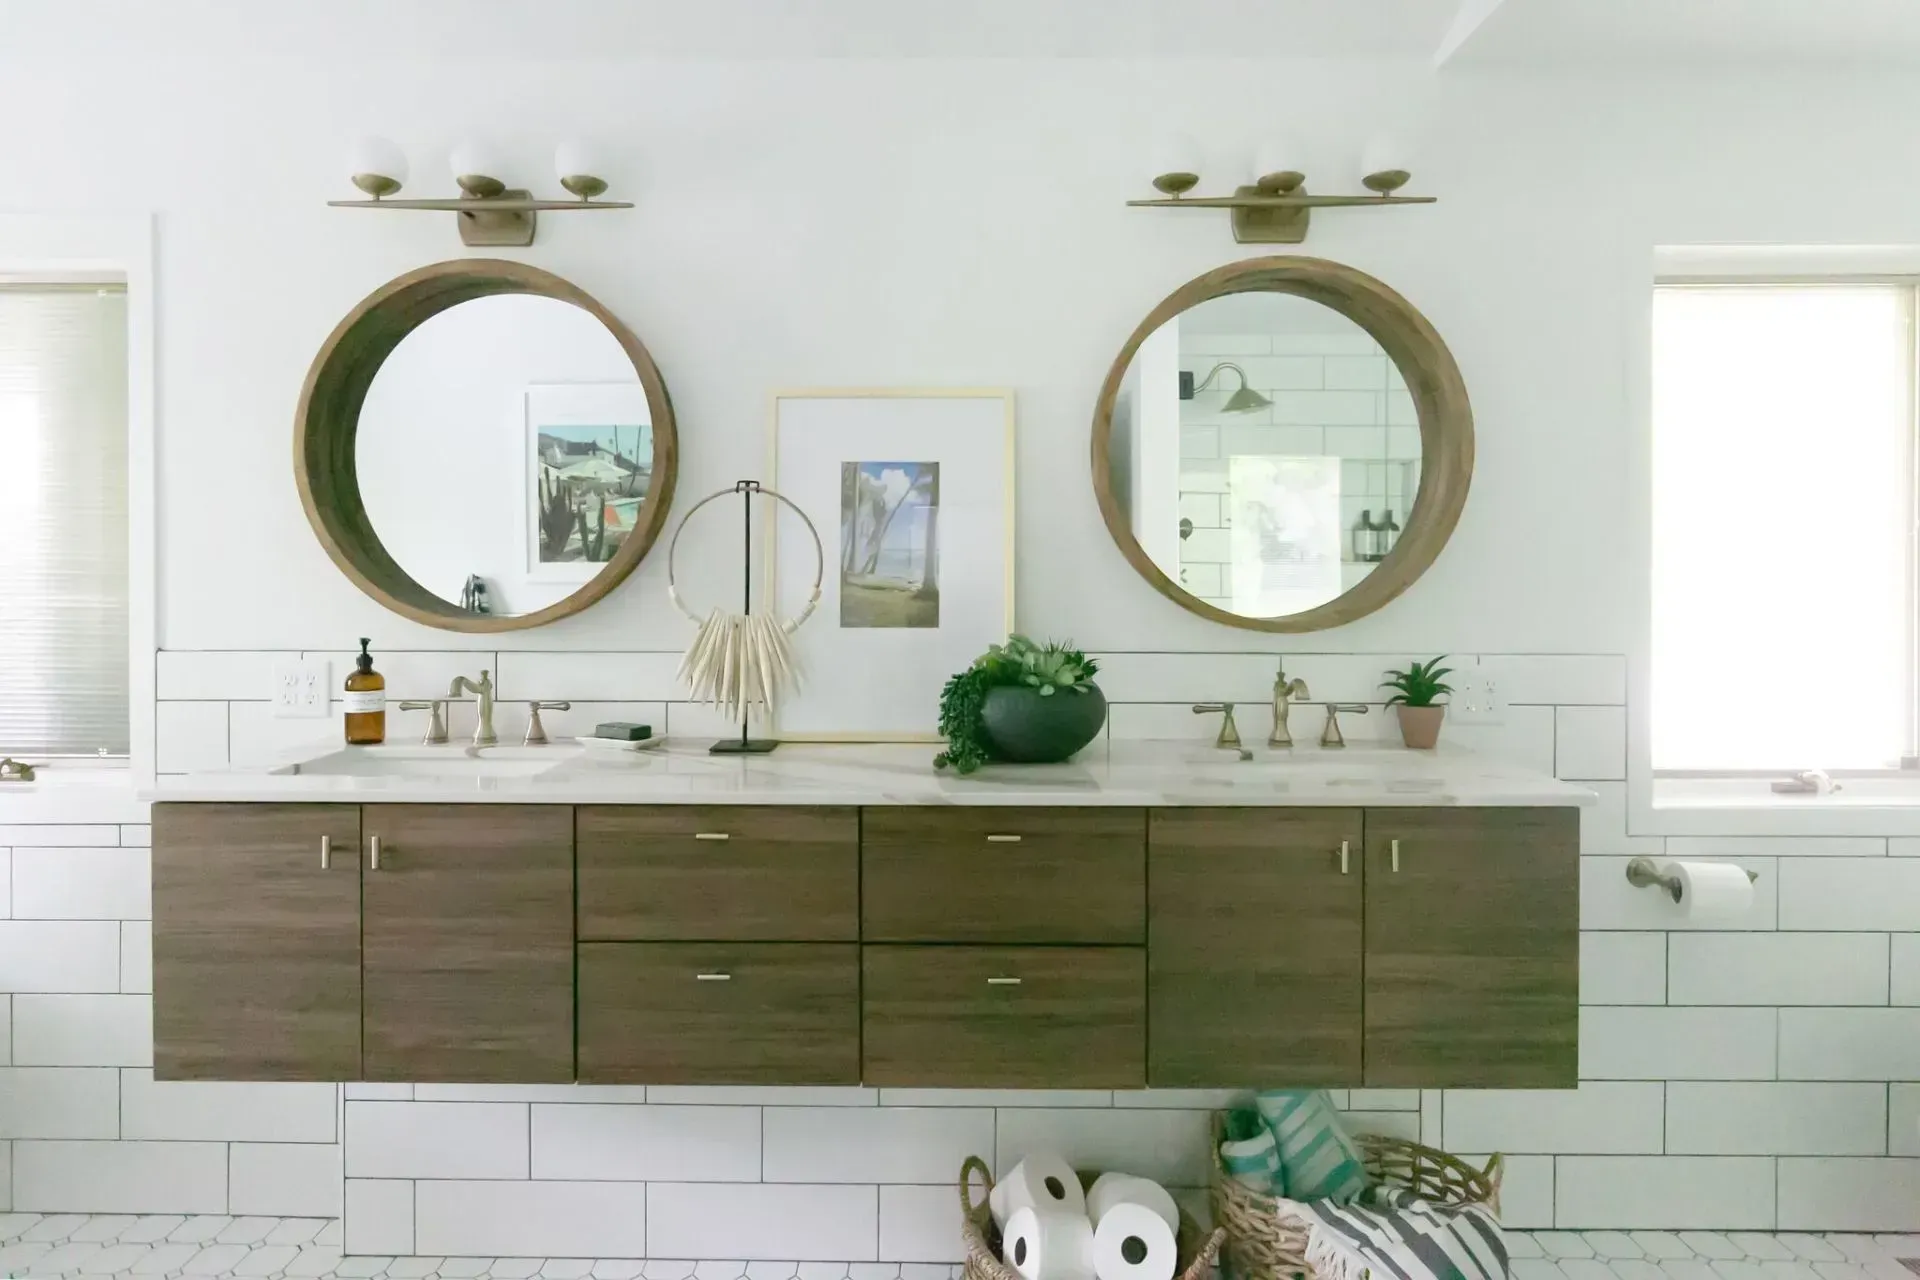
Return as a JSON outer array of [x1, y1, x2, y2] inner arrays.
[[1085, 1173, 1180, 1236], [1005, 1206, 1098, 1280], [1668, 860, 1755, 922], [991, 1153, 1088, 1229], [1092, 1201, 1178, 1280]]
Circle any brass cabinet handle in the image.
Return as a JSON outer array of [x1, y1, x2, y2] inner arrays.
[[1339, 840, 1350, 875], [986, 834, 1022, 843], [369, 835, 382, 871], [320, 835, 332, 870], [694, 832, 731, 842], [1391, 838, 1400, 873], [695, 972, 732, 982], [987, 976, 1022, 986]]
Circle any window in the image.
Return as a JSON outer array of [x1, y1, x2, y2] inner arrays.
[[1652, 282, 1915, 771], [0, 282, 129, 757]]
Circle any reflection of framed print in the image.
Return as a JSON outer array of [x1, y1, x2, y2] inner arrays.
[[524, 383, 654, 584], [769, 389, 1015, 741]]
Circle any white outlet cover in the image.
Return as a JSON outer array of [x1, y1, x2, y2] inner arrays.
[[273, 659, 331, 718], [1448, 670, 1504, 725]]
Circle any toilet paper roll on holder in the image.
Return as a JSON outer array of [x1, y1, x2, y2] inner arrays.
[[1625, 856, 1759, 902]]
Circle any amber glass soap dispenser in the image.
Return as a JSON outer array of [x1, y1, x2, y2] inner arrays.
[[344, 638, 387, 745]]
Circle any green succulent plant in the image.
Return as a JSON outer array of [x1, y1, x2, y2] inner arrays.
[[1381, 656, 1454, 708], [935, 634, 1101, 773]]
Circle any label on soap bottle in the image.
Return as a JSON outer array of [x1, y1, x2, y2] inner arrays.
[[342, 690, 387, 714]]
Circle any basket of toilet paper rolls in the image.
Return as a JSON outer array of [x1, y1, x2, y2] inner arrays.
[[961, 1153, 1225, 1280]]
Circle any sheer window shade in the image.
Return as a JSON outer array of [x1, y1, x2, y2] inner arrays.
[[0, 285, 129, 756]]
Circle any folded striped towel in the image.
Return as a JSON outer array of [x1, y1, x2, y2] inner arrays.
[[1219, 1106, 1285, 1193], [1256, 1089, 1370, 1203], [1295, 1185, 1508, 1280]]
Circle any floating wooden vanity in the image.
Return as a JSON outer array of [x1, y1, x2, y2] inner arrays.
[[149, 743, 1588, 1091]]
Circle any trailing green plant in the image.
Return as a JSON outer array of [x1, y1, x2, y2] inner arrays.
[[935, 634, 1100, 773], [1380, 656, 1454, 708]]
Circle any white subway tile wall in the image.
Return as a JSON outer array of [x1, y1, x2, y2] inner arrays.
[[2, 646, 1917, 1251]]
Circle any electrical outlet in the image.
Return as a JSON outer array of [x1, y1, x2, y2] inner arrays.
[[272, 659, 331, 718], [1448, 670, 1504, 725]]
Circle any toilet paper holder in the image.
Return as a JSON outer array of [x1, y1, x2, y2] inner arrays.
[[1625, 856, 1760, 901]]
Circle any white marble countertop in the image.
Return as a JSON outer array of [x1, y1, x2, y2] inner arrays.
[[140, 738, 1596, 807]]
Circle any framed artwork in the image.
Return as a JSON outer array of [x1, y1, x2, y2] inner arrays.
[[524, 383, 654, 584], [769, 388, 1015, 741]]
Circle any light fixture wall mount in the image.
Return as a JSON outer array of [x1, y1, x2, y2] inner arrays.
[[332, 137, 633, 247]]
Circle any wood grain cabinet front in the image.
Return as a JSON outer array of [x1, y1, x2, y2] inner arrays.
[[578, 942, 860, 1084], [577, 805, 858, 941], [862, 944, 1146, 1088], [1148, 807, 1365, 1087], [361, 804, 574, 1082], [1362, 806, 1579, 1087], [152, 802, 363, 1081], [862, 807, 1147, 944]]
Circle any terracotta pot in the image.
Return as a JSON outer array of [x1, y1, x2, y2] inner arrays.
[[1396, 703, 1445, 749]]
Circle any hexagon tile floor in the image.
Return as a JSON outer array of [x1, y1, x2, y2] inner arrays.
[[3, 1217, 1920, 1280]]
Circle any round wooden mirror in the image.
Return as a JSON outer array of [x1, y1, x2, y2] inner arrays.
[[1091, 256, 1472, 632], [295, 259, 678, 632]]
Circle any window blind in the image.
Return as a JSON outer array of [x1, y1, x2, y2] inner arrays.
[[0, 284, 129, 757]]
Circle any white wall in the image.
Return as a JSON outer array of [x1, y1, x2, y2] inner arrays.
[[4, 51, 1920, 1242]]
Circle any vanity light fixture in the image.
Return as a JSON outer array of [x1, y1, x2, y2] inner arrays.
[[1189, 362, 1272, 413], [330, 136, 633, 247], [1130, 134, 1434, 244]]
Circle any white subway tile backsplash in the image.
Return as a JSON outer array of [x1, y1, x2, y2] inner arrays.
[[1669, 837, 1887, 859], [0, 921, 121, 992], [0, 1068, 118, 1138], [1893, 936, 1920, 1005], [228, 1144, 343, 1217], [0, 995, 9, 1064], [765, 1107, 993, 1184], [1668, 934, 1889, 1006], [345, 1102, 529, 1179], [646, 1184, 876, 1262], [13, 1141, 228, 1214], [532, 1104, 759, 1182], [1458, 1153, 1551, 1228], [997, 1108, 1211, 1187], [1777, 1159, 1920, 1230], [881, 1090, 1112, 1108], [0, 849, 10, 917], [155, 702, 228, 774], [119, 825, 151, 848], [1666, 1084, 1888, 1156], [878, 1184, 962, 1263], [1779, 860, 1920, 931], [1582, 858, 1774, 931], [1481, 656, 1627, 706], [1580, 784, 1667, 856], [157, 651, 282, 701], [1780, 1009, 1920, 1079], [1581, 933, 1668, 1005], [1446, 704, 1558, 775], [11, 995, 152, 1066], [121, 1070, 336, 1142], [1557, 707, 1627, 780], [11, 847, 151, 920], [344, 1180, 415, 1256], [644, 1087, 877, 1107], [1113, 1090, 1248, 1110], [494, 653, 683, 703], [120, 922, 152, 994], [414, 1084, 648, 1103], [1554, 1158, 1775, 1229], [1580, 1008, 1777, 1080], [1443, 1084, 1665, 1154], [0, 826, 125, 848], [224, 702, 346, 768], [1889, 1086, 1920, 1155], [1342, 1111, 1421, 1141]]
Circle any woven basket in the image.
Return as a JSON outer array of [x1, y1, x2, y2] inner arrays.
[[1208, 1114, 1502, 1280], [960, 1156, 1226, 1280]]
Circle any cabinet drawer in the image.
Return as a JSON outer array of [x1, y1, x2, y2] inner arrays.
[[862, 945, 1145, 1088], [862, 807, 1145, 943], [578, 806, 858, 941], [578, 943, 860, 1084]]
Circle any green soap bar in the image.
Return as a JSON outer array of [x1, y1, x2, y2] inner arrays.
[[594, 722, 653, 741]]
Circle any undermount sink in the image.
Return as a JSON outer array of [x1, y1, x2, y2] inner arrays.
[[280, 746, 575, 779]]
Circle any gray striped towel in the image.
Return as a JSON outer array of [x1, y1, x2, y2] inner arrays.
[[1293, 1185, 1508, 1280]]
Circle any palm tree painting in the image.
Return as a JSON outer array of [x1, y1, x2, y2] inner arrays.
[[839, 460, 939, 628]]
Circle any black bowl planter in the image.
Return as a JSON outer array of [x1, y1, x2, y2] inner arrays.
[[978, 685, 1108, 763]]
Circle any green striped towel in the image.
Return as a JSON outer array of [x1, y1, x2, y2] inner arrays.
[[1219, 1106, 1285, 1193], [1296, 1185, 1508, 1280], [1256, 1089, 1370, 1203]]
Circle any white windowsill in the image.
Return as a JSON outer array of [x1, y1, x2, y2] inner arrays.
[[1649, 774, 1920, 835]]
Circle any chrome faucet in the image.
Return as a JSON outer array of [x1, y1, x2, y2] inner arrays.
[[448, 670, 498, 747], [1193, 702, 1253, 761], [1320, 703, 1370, 748], [1269, 661, 1311, 748]]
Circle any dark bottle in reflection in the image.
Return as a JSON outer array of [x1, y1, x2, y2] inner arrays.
[[1379, 509, 1401, 557], [1353, 508, 1377, 563], [343, 638, 387, 746]]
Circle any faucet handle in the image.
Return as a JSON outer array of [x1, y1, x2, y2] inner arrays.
[[399, 700, 449, 745], [523, 701, 572, 746], [1319, 702, 1370, 749], [1192, 702, 1243, 750]]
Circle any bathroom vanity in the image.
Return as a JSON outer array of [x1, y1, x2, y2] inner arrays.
[[147, 741, 1590, 1091]]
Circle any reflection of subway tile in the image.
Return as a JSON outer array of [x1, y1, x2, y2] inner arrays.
[[1178, 462, 1230, 493], [1327, 424, 1391, 459], [1324, 355, 1389, 390], [1223, 424, 1323, 456], [1387, 389, 1417, 425], [1386, 362, 1408, 393], [1179, 425, 1219, 460], [1180, 333, 1271, 356], [1237, 356, 1323, 390], [1271, 390, 1380, 425], [1182, 529, 1230, 563], [1270, 332, 1384, 357], [1387, 426, 1421, 458], [1178, 493, 1222, 527], [1179, 562, 1223, 597]]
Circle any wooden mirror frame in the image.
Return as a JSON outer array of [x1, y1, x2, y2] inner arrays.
[[294, 259, 678, 633], [1090, 256, 1472, 632]]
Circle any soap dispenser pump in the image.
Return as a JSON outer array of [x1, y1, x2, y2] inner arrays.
[[344, 638, 387, 746]]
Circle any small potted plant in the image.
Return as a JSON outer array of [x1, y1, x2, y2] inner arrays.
[[1381, 656, 1453, 749], [935, 635, 1106, 774]]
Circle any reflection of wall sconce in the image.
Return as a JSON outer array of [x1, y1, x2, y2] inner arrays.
[[1131, 134, 1433, 244], [331, 137, 633, 247], [1183, 362, 1273, 413]]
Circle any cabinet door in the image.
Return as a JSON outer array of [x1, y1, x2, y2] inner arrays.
[[578, 942, 860, 1084], [1148, 807, 1364, 1087], [152, 802, 362, 1081], [362, 804, 574, 1082], [862, 945, 1146, 1088], [1363, 807, 1579, 1087]]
